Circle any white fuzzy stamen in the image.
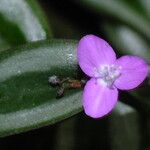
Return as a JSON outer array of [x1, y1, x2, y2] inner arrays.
[[94, 64, 121, 87]]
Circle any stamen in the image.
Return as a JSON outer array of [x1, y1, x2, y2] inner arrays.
[[94, 64, 121, 87]]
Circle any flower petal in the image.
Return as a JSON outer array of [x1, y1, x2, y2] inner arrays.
[[77, 35, 116, 77], [115, 55, 149, 90], [83, 78, 118, 118]]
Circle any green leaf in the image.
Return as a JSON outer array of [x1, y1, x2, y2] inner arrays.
[[0, 0, 52, 50], [109, 102, 140, 150], [103, 23, 150, 61], [119, 0, 148, 19], [0, 36, 10, 51], [0, 40, 82, 137], [140, 0, 150, 19], [75, 0, 150, 40]]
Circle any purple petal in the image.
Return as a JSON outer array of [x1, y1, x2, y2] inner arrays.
[[83, 78, 118, 118], [114, 55, 149, 90], [77, 35, 116, 77]]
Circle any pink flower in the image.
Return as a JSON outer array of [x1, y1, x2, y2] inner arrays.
[[77, 35, 149, 118]]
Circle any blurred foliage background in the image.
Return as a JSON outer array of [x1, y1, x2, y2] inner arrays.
[[0, 0, 149, 150]]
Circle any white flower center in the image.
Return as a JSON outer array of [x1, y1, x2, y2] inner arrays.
[[94, 64, 121, 87]]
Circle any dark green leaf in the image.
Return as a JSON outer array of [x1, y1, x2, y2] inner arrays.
[[0, 0, 52, 50], [75, 0, 150, 40], [140, 0, 150, 20], [103, 23, 150, 61], [0, 37, 10, 51], [109, 102, 140, 150], [119, 0, 148, 19], [0, 39, 82, 137]]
